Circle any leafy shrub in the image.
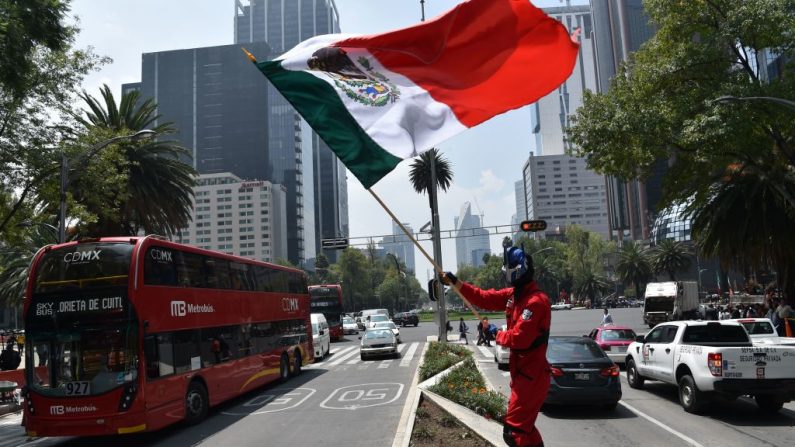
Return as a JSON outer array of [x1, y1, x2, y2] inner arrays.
[[428, 357, 508, 421], [415, 407, 429, 418], [418, 341, 471, 381]]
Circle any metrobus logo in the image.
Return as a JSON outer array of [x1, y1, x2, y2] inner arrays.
[[282, 298, 299, 312], [171, 301, 187, 316], [170, 301, 215, 317]]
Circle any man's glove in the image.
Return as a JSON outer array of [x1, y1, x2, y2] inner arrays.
[[438, 271, 458, 286]]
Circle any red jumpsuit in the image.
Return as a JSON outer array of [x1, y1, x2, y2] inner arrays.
[[458, 280, 551, 447]]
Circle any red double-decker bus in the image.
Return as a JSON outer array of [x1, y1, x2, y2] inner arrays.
[[22, 236, 312, 437], [308, 285, 343, 341]]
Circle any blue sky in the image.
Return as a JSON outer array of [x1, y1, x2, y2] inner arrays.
[[70, 0, 585, 280]]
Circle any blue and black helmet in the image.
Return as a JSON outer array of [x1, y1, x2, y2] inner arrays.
[[504, 245, 533, 285]]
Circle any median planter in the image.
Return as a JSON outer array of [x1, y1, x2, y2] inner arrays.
[[408, 342, 506, 446]]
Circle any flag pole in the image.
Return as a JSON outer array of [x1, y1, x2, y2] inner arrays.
[[367, 188, 482, 321]]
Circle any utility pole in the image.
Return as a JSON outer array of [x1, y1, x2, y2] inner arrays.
[[418, 0, 446, 342]]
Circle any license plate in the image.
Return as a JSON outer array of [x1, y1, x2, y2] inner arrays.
[[64, 381, 91, 396], [574, 372, 590, 381]]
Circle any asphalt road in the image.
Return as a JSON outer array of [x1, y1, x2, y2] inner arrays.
[[0, 308, 792, 446]]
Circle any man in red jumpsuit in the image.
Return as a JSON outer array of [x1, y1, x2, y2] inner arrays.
[[440, 245, 551, 447]]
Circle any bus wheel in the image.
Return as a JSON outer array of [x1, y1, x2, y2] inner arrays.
[[291, 350, 302, 377], [280, 354, 290, 382], [184, 381, 208, 425]]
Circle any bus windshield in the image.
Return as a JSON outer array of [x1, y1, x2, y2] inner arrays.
[[34, 242, 134, 292], [28, 321, 138, 397]]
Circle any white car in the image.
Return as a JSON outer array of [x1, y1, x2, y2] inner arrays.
[[372, 321, 401, 343], [493, 324, 509, 370], [551, 303, 572, 310], [342, 317, 359, 335], [367, 314, 391, 328]]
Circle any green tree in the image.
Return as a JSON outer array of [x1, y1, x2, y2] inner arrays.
[[0, 224, 59, 306], [474, 255, 505, 291], [337, 248, 371, 311], [574, 272, 612, 306], [0, 2, 107, 239], [615, 242, 653, 300], [66, 85, 196, 237], [409, 148, 453, 207], [687, 165, 795, 301], [568, 0, 795, 301], [455, 264, 479, 284], [651, 239, 692, 281], [0, 0, 72, 97]]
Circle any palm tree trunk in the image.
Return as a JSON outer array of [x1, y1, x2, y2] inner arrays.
[[635, 281, 642, 301]]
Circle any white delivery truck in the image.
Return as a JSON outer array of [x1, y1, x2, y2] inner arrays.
[[643, 281, 699, 328], [625, 320, 795, 413]]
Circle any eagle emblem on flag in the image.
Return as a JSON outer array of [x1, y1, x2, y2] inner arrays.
[[307, 47, 400, 107]]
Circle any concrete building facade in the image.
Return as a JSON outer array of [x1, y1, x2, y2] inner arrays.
[[178, 172, 287, 262], [522, 153, 610, 238], [379, 222, 416, 275]]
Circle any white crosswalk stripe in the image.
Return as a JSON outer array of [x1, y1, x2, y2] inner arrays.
[[326, 346, 360, 366], [477, 346, 493, 358], [399, 342, 419, 367], [378, 360, 392, 369], [397, 343, 407, 352]]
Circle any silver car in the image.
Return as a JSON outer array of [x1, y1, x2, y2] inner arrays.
[[360, 328, 399, 360]]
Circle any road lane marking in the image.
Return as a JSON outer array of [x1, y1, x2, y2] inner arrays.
[[478, 346, 493, 358], [400, 342, 420, 367], [327, 347, 360, 366], [397, 343, 407, 352], [618, 401, 706, 447], [378, 360, 392, 369]]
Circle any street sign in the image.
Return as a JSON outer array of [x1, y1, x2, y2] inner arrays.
[[520, 220, 547, 232], [321, 238, 349, 249]]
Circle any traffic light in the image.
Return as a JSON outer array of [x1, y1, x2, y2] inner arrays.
[[427, 279, 439, 301], [520, 220, 547, 232]]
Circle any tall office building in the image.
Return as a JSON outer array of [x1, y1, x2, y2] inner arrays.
[[135, 42, 272, 182], [529, 4, 598, 156], [380, 222, 416, 275], [178, 172, 288, 262], [234, 0, 347, 263], [522, 153, 610, 239], [513, 180, 529, 242], [590, 0, 659, 241], [454, 203, 491, 268]]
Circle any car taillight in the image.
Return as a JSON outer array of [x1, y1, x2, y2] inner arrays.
[[599, 343, 611, 351], [600, 365, 620, 377], [550, 367, 565, 377], [707, 353, 722, 377]]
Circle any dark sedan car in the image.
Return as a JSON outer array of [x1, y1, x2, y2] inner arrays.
[[544, 336, 622, 410], [393, 312, 419, 327]]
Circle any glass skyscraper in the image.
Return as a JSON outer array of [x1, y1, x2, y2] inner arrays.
[[234, 0, 348, 263]]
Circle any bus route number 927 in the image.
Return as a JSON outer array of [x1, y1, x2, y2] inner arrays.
[[64, 381, 91, 396]]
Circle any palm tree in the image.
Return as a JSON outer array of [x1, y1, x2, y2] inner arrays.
[[74, 84, 196, 237], [651, 239, 692, 281], [615, 241, 654, 300], [688, 163, 795, 304], [408, 148, 453, 207], [0, 224, 58, 307], [574, 272, 612, 307]]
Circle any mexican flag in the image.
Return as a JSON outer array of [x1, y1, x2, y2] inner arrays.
[[251, 0, 579, 188]]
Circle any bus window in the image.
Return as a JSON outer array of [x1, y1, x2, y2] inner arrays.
[[144, 247, 178, 286], [176, 252, 205, 288], [229, 262, 253, 291], [204, 257, 231, 289], [144, 333, 175, 379], [173, 330, 201, 374]]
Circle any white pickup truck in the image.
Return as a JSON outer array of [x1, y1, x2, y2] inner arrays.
[[730, 318, 795, 346], [625, 321, 795, 414]]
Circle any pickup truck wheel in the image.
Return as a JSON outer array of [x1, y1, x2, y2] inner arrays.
[[626, 359, 645, 389], [755, 396, 785, 414], [678, 375, 709, 413]]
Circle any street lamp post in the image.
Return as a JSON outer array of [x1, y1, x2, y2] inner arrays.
[[58, 130, 155, 243], [387, 253, 407, 312]]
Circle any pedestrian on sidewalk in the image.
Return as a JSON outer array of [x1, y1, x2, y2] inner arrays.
[[601, 308, 613, 326], [458, 317, 469, 345]]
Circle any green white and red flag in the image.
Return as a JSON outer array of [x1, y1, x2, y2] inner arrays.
[[250, 0, 579, 188]]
